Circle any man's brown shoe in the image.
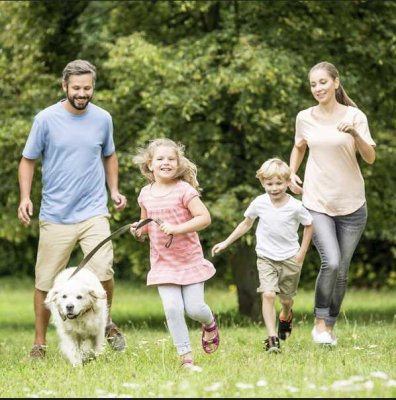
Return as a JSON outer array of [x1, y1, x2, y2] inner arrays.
[[105, 323, 126, 351], [29, 344, 47, 360]]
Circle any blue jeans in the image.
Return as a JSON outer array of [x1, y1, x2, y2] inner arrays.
[[309, 204, 367, 326]]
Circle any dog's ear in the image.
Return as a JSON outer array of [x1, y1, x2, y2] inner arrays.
[[45, 289, 58, 305], [88, 289, 107, 300]]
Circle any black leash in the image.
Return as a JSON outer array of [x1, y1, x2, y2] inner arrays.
[[68, 218, 173, 279]]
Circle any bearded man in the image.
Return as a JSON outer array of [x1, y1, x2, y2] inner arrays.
[[17, 60, 127, 359]]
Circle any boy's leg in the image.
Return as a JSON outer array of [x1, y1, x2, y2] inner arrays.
[[277, 257, 302, 340], [256, 257, 281, 352], [261, 291, 277, 337], [279, 297, 293, 321]]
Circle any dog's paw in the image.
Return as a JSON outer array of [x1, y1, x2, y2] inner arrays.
[[82, 350, 96, 365]]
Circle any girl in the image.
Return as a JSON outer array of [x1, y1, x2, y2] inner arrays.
[[289, 61, 376, 345], [130, 138, 219, 368]]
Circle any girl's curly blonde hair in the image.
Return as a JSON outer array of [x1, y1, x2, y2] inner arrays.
[[133, 138, 201, 192]]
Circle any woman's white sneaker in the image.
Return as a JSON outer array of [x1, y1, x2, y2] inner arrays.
[[311, 327, 336, 345]]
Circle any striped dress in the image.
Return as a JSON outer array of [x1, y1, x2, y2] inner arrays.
[[137, 180, 216, 286]]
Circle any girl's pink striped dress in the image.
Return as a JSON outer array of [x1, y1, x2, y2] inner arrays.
[[138, 180, 216, 285]]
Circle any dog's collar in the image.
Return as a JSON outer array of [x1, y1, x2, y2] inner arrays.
[[62, 306, 95, 321]]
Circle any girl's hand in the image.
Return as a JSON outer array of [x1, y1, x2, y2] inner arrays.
[[130, 222, 146, 242], [211, 241, 228, 257], [158, 221, 178, 235], [337, 122, 359, 138], [289, 172, 303, 195]]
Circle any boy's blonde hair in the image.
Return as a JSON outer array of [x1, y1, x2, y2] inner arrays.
[[256, 158, 291, 182], [133, 138, 201, 192]]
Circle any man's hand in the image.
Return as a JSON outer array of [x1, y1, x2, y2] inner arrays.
[[18, 199, 33, 225], [111, 192, 127, 211]]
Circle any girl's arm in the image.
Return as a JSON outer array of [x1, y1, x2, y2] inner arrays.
[[211, 217, 255, 256], [289, 142, 307, 195], [158, 196, 211, 235]]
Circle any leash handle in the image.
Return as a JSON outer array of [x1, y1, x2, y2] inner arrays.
[[133, 218, 173, 248]]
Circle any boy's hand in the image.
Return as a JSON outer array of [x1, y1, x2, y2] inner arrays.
[[212, 241, 228, 257], [293, 252, 305, 266]]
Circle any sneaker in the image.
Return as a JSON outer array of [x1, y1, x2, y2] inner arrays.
[[311, 327, 336, 346], [278, 309, 293, 340], [29, 344, 47, 360], [264, 336, 281, 353], [105, 322, 126, 351], [329, 331, 338, 346]]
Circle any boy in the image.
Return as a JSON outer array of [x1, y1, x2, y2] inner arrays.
[[212, 158, 313, 352]]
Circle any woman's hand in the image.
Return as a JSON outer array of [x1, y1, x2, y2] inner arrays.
[[289, 172, 304, 195], [337, 122, 359, 138]]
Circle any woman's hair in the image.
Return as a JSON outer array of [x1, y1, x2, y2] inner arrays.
[[133, 138, 201, 192], [256, 158, 291, 182], [62, 59, 97, 86], [309, 61, 357, 107]]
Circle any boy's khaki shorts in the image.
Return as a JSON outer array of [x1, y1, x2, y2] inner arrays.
[[256, 255, 302, 298], [35, 215, 114, 291]]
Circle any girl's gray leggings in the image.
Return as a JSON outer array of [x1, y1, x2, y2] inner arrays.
[[157, 283, 214, 355], [309, 203, 367, 326]]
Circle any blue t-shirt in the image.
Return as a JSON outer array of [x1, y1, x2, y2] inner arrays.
[[22, 100, 115, 224]]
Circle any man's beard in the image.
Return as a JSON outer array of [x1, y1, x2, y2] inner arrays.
[[66, 92, 92, 111]]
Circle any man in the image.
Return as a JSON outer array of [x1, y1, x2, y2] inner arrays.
[[18, 59, 128, 359]]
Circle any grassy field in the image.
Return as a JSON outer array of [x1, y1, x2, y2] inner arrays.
[[0, 276, 395, 398]]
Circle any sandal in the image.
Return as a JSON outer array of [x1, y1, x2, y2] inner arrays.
[[181, 359, 194, 368], [201, 316, 220, 354]]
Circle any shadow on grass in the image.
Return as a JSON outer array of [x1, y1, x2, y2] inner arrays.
[[5, 306, 395, 332]]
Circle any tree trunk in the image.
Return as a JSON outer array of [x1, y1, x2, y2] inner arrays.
[[230, 245, 262, 321]]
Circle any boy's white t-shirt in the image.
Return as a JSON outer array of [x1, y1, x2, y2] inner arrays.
[[244, 193, 313, 261]]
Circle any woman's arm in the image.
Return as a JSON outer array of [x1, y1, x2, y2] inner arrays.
[[289, 142, 307, 195], [337, 122, 376, 164]]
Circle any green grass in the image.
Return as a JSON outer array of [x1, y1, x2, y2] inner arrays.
[[0, 277, 395, 398]]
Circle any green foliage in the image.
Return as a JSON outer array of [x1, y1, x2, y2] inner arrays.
[[0, 1, 394, 289]]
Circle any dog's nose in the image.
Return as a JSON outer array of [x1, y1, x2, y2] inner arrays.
[[66, 304, 74, 312]]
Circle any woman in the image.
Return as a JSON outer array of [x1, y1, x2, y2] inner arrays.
[[289, 61, 376, 345]]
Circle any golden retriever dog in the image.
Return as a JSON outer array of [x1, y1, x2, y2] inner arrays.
[[45, 267, 107, 366]]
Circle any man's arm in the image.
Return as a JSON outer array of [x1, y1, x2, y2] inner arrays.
[[103, 152, 127, 211], [18, 157, 36, 225]]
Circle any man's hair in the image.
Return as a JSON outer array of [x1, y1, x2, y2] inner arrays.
[[62, 60, 96, 86], [256, 158, 291, 181]]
